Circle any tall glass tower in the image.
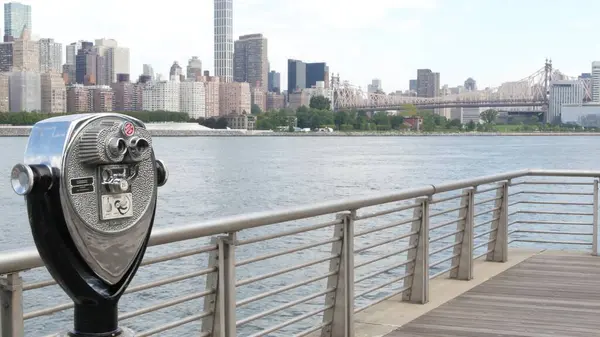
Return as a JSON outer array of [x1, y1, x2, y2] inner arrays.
[[214, 0, 233, 82], [3, 2, 31, 42]]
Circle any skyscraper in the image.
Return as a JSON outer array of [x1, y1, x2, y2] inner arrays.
[[305, 62, 328, 88], [3, 2, 31, 42], [287, 59, 306, 93], [233, 34, 268, 91], [214, 0, 233, 82], [12, 27, 38, 72], [591, 62, 600, 102], [94, 38, 130, 84], [416, 69, 440, 98], [39, 38, 62, 73], [268, 70, 280, 92]]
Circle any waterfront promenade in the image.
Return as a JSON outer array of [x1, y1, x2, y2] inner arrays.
[[1, 168, 599, 336], [356, 249, 600, 337]]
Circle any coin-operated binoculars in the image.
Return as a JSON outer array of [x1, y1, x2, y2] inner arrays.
[[10, 113, 168, 336]]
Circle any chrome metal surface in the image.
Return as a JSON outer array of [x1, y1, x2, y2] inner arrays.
[[9, 164, 34, 196]]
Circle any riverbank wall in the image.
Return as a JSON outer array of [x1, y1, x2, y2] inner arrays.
[[2, 126, 600, 137]]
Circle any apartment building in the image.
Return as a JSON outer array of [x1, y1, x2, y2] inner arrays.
[[41, 72, 66, 113], [180, 80, 206, 119], [219, 81, 251, 115], [142, 80, 180, 112], [198, 75, 220, 118]]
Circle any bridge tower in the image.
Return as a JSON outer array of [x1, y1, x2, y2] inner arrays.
[[542, 58, 553, 122], [331, 73, 340, 111]]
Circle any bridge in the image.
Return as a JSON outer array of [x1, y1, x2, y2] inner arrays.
[[332, 60, 593, 112], [1, 168, 600, 336]]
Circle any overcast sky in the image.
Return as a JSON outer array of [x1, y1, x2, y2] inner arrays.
[[22, 0, 600, 91]]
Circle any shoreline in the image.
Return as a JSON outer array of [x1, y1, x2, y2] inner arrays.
[[1, 127, 599, 137]]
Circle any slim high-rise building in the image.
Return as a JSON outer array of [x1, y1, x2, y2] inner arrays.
[[233, 34, 268, 91], [268, 70, 280, 92], [214, 0, 233, 82], [76, 42, 99, 85], [187, 56, 202, 80], [198, 75, 220, 118], [591, 62, 600, 102], [39, 38, 62, 73], [3, 2, 31, 42], [287, 59, 306, 93]]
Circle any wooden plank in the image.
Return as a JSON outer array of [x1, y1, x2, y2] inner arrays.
[[385, 253, 600, 337]]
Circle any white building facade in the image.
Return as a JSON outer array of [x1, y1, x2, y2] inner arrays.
[[142, 80, 180, 112], [592, 61, 600, 102], [214, 0, 233, 82], [304, 81, 334, 109], [9, 71, 41, 112], [180, 81, 206, 119], [548, 80, 585, 123]]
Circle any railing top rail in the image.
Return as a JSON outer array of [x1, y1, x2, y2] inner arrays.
[[1, 168, 598, 275]]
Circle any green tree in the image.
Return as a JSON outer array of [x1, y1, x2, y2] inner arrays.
[[401, 104, 418, 116], [251, 104, 262, 115], [480, 109, 498, 124], [446, 119, 462, 129], [390, 115, 404, 129], [422, 114, 435, 132], [466, 120, 476, 131], [215, 117, 228, 129], [309, 95, 332, 110], [372, 112, 391, 130], [334, 110, 349, 129]]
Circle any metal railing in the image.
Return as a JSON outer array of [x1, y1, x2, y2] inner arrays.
[[0, 169, 599, 337]]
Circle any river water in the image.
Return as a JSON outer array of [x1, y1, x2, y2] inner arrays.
[[0, 136, 598, 336]]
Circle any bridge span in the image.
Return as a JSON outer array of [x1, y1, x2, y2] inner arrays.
[[332, 60, 591, 112], [1, 168, 600, 336]]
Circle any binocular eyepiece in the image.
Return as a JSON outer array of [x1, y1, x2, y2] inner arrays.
[[10, 113, 168, 337]]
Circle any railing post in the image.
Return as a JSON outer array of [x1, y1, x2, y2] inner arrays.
[[321, 211, 354, 337], [402, 197, 429, 304], [201, 238, 219, 336], [487, 182, 509, 262], [0, 273, 24, 337], [451, 188, 474, 280], [593, 179, 598, 256], [201, 234, 236, 337]]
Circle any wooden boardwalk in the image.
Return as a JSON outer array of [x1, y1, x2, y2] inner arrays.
[[385, 253, 600, 337]]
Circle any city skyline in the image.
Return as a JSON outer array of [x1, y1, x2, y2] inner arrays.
[[8, 0, 600, 92]]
